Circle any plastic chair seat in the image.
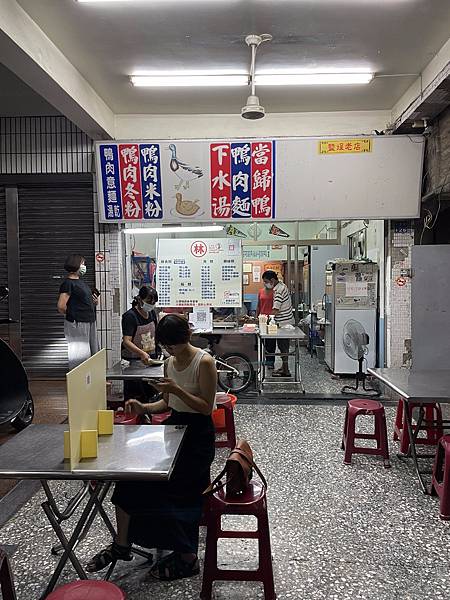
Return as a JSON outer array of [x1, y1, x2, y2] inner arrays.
[[201, 481, 275, 600], [431, 434, 450, 520], [46, 580, 126, 599], [342, 399, 390, 468]]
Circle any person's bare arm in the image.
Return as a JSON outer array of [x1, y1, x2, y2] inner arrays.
[[122, 335, 149, 363], [153, 354, 216, 415], [57, 293, 70, 315]]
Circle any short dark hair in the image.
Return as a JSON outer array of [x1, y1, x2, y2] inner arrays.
[[132, 286, 158, 307], [64, 254, 85, 273], [262, 270, 278, 281], [156, 314, 191, 346]]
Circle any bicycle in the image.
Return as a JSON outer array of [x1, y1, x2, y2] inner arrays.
[[200, 334, 254, 394]]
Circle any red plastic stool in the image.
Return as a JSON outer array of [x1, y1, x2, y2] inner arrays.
[[201, 481, 275, 600], [151, 410, 172, 424], [393, 399, 443, 454], [342, 399, 390, 468], [46, 580, 126, 599], [431, 434, 450, 520], [114, 410, 142, 425], [213, 395, 237, 449]]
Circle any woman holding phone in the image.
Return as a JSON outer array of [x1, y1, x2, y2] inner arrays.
[[87, 314, 216, 580]]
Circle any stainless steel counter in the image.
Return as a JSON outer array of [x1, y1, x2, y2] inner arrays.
[[106, 361, 164, 381]]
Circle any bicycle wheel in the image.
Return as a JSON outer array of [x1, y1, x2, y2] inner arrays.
[[217, 352, 254, 393]]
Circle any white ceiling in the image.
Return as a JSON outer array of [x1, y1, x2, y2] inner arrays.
[[10, 0, 450, 115]]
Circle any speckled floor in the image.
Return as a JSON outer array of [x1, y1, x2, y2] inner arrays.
[[263, 346, 361, 395], [1, 404, 449, 599]]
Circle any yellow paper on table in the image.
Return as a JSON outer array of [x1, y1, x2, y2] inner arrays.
[[67, 349, 107, 469]]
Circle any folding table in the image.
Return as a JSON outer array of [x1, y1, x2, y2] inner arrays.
[[0, 423, 185, 598], [368, 368, 450, 493]]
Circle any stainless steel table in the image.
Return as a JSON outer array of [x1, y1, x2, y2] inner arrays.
[[259, 328, 306, 393], [368, 368, 450, 492], [0, 423, 185, 596], [106, 361, 164, 381]]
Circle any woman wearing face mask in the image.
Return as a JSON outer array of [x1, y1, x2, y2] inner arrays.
[[121, 286, 159, 402], [57, 254, 99, 371], [87, 314, 216, 581]]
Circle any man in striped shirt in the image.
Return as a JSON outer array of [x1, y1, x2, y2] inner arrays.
[[262, 270, 294, 377]]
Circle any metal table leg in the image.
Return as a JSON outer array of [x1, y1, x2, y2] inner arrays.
[[40, 480, 109, 597], [398, 401, 428, 494]]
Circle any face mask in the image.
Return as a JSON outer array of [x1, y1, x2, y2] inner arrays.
[[264, 282, 273, 290], [142, 302, 154, 312], [79, 264, 87, 276]]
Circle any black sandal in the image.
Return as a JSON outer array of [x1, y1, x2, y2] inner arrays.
[[149, 552, 200, 581], [86, 542, 133, 573]]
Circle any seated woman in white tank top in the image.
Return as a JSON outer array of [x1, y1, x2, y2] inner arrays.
[[87, 314, 217, 582]]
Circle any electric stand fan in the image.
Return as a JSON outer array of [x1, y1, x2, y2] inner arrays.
[[341, 319, 380, 396]]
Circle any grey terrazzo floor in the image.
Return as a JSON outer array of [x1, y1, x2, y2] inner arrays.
[[1, 404, 449, 599]]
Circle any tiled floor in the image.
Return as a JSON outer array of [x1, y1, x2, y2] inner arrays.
[[1, 403, 449, 599]]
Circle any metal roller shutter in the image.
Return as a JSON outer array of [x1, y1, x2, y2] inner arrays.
[[18, 181, 95, 377], [0, 188, 9, 344]]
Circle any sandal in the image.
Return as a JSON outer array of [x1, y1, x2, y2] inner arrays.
[[86, 541, 133, 573], [149, 552, 200, 581]]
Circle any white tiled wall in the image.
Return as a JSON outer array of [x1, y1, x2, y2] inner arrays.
[[386, 221, 414, 367], [93, 177, 123, 376]]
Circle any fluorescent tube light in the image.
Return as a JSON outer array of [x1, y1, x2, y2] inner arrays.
[[255, 72, 374, 85], [124, 226, 224, 234], [130, 72, 373, 87], [131, 74, 247, 87]]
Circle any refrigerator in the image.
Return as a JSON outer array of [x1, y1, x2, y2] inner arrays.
[[324, 260, 378, 374]]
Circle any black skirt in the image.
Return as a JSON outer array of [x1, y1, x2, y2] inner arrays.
[[111, 409, 215, 554]]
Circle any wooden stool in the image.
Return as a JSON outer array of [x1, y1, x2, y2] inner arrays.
[[393, 399, 443, 454], [214, 395, 237, 449], [46, 580, 126, 599], [342, 399, 390, 468], [431, 434, 450, 520], [201, 481, 275, 600]]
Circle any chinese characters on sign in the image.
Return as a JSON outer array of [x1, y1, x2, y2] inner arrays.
[[210, 141, 275, 219], [156, 238, 242, 307], [98, 143, 163, 221], [318, 139, 372, 155]]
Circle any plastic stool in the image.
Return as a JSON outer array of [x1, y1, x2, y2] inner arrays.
[[214, 395, 237, 449], [201, 481, 275, 600], [46, 580, 126, 599], [151, 410, 172, 425], [114, 410, 142, 425], [393, 399, 443, 454], [341, 399, 390, 468], [431, 434, 450, 520]]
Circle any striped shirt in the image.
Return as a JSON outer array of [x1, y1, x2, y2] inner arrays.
[[272, 282, 295, 326]]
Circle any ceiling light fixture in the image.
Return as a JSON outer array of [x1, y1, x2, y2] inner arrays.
[[131, 74, 248, 87], [123, 225, 224, 234], [130, 71, 374, 87], [256, 72, 374, 85]]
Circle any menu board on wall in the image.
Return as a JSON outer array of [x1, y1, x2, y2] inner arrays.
[[156, 238, 242, 308]]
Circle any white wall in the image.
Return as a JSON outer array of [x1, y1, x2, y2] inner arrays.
[[114, 110, 391, 140]]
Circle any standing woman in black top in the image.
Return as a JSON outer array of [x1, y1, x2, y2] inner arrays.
[[121, 286, 159, 402], [57, 254, 99, 371]]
